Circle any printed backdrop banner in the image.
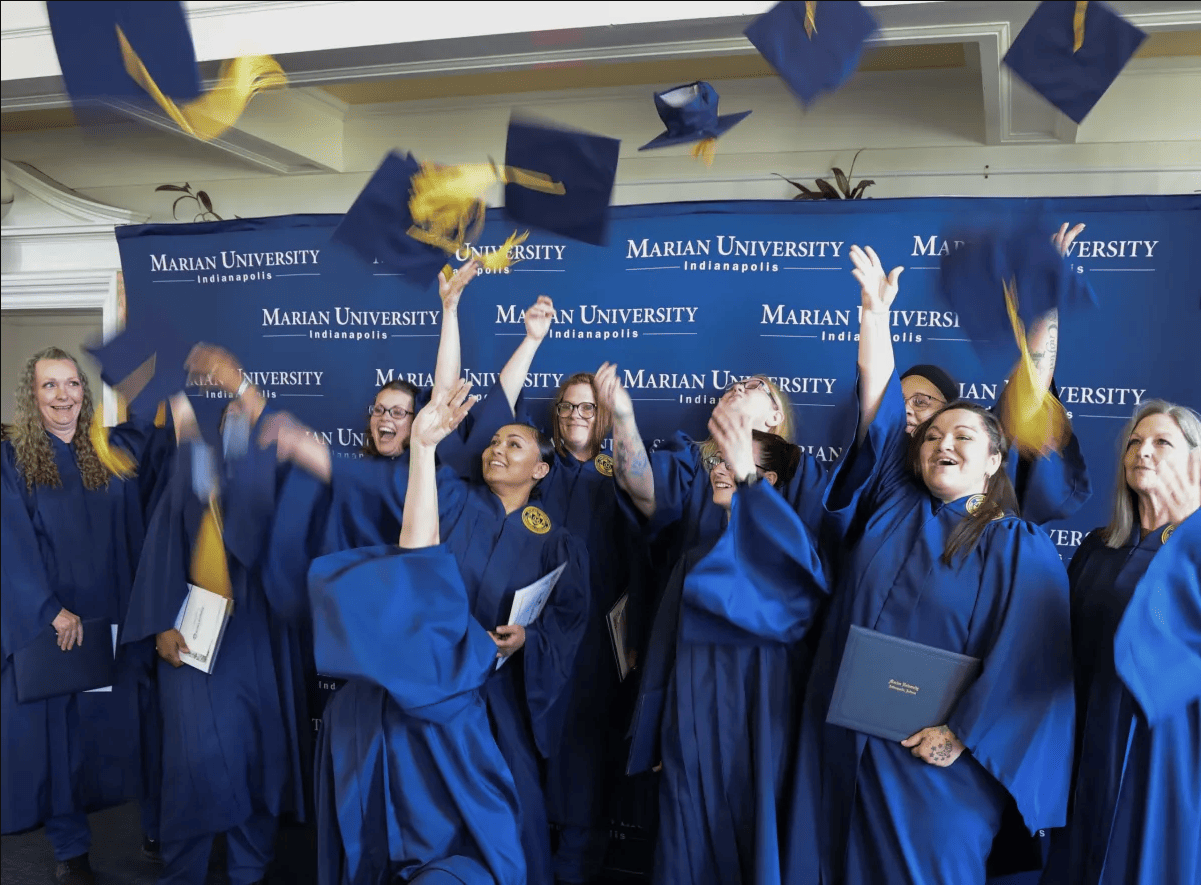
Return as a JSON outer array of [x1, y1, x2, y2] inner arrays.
[[117, 196, 1200, 566]]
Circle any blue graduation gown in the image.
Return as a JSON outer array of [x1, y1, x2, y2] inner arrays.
[[655, 480, 829, 885], [535, 451, 651, 846], [121, 439, 309, 844], [1, 421, 172, 834], [1041, 513, 1201, 885], [308, 544, 526, 885], [318, 457, 590, 885], [782, 375, 1075, 885]]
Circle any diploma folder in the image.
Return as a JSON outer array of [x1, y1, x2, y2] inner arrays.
[[174, 583, 232, 674], [826, 625, 982, 742], [13, 617, 116, 703]]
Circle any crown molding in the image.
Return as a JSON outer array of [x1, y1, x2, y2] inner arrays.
[[1, 159, 146, 226]]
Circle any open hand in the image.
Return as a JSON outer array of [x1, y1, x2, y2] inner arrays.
[[490, 624, 527, 658], [156, 628, 190, 668], [850, 245, 903, 314], [901, 724, 965, 767], [595, 362, 634, 421], [1051, 222, 1086, 257], [708, 400, 757, 481], [1159, 452, 1201, 527], [410, 379, 476, 449], [52, 608, 83, 651], [524, 296, 556, 342], [438, 259, 480, 312]]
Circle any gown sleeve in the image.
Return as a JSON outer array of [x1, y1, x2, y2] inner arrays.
[[1005, 382, 1091, 526], [521, 531, 590, 758], [0, 458, 62, 660], [682, 480, 829, 645], [945, 520, 1075, 834], [1114, 513, 1201, 724]]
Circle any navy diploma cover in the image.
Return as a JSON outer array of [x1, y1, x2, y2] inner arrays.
[[12, 617, 117, 703], [826, 625, 981, 742]]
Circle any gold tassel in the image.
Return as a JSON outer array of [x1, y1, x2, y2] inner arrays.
[[154, 401, 167, 428], [1073, 1, 1088, 53], [805, 1, 818, 38], [407, 161, 564, 259], [998, 279, 1071, 459], [117, 26, 287, 142], [190, 492, 233, 602], [89, 413, 137, 479], [478, 230, 530, 272], [691, 138, 718, 167]]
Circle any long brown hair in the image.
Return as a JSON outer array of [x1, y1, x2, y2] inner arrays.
[[550, 372, 612, 460], [361, 379, 420, 458], [908, 402, 1018, 565], [10, 347, 110, 491]]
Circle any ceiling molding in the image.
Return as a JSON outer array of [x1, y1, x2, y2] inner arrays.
[[1, 159, 146, 225]]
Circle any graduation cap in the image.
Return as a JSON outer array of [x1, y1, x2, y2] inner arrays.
[[744, 0, 878, 107], [1003, 1, 1146, 124], [940, 227, 1097, 456], [46, 0, 285, 141], [334, 151, 569, 281], [47, 0, 201, 104], [85, 309, 194, 420], [503, 114, 620, 246], [638, 82, 751, 165]]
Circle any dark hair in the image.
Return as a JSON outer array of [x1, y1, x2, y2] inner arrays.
[[550, 372, 612, 460], [489, 422, 555, 486], [901, 364, 960, 405], [361, 379, 420, 457], [752, 429, 801, 490], [908, 401, 1019, 565]]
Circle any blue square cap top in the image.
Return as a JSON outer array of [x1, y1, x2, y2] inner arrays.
[[1004, 1, 1146, 125], [330, 151, 450, 289], [744, 0, 878, 106], [504, 114, 620, 246], [638, 82, 752, 151], [47, 0, 201, 103], [85, 308, 194, 420]]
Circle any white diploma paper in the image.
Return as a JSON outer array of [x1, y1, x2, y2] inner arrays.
[[495, 562, 567, 670], [174, 583, 232, 674]]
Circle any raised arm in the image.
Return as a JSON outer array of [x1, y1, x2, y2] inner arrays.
[[498, 295, 555, 413], [596, 361, 655, 518], [1027, 223, 1085, 390], [851, 245, 903, 444], [400, 379, 476, 549], [432, 260, 480, 398]]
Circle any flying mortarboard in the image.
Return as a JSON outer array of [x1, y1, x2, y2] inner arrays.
[[503, 114, 620, 246], [85, 309, 194, 422], [1003, 1, 1146, 124], [638, 82, 752, 166], [744, 1, 878, 107], [46, 0, 286, 141]]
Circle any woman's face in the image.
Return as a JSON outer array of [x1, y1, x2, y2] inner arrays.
[[556, 381, 596, 456], [482, 424, 549, 489], [919, 408, 1001, 503], [1124, 414, 1192, 500], [370, 388, 416, 457], [35, 358, 84, 436], [708, 441, 773, 509], [718, 378, 782, 433], [902, 374, 948, 435]]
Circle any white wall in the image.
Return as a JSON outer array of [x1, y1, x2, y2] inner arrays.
[[1, 310, 103, 424]]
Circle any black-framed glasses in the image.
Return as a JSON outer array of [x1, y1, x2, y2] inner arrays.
[[723, 377, 779, 409], [703, 453, 768, 474], [904, 393, 946, 411], [368, 404, 413, 420], [555, 401, 597, 418]]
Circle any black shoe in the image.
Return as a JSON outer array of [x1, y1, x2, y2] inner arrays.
[[54, 853, 96, 885], [142, 835, 164, 863]]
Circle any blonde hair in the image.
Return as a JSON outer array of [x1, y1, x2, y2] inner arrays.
[[700, 374, 796, 458], [10, 347, 110, 491], [1100, 400, 1201, 549]]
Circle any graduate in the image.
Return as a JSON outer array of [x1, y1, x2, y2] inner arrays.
[[120, 387, 311, 885], [781, 246, 1075, 885], [650, 405, 829, 885], [265, 403, 590, 885], [1, 346, 176, 885], [1040, 401, 1200, 885], [306, 379, 526, 885]]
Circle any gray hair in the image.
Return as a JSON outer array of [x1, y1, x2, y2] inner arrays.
[[1100, 399, 1201, 548]]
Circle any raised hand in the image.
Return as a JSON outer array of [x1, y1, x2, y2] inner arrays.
[[410, 379, 477, 449], [850, 245, 903, 314], [185, 343, 244, 394], [595, 362, 634, 421], [524, 295, 556, 342], [708, 399, 757, 482], [1051, 222, 1086, 257], [438, 259, 480, 312], [901, 724, 965, 767], [1160, 452, 1201, 526]]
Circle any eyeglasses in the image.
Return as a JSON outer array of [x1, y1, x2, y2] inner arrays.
[[723, 377, 779, 409], [368, 404, 413, 420], [904, 393, 946, 411], [555, 401, 597, 418], [702, 453, 768, 474]]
